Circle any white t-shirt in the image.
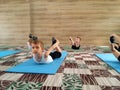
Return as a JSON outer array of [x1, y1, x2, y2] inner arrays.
[[33, 52, 53, 64]]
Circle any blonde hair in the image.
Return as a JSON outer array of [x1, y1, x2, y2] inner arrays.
[[77, 36, 81, 40], [31, 39, 44, 51]]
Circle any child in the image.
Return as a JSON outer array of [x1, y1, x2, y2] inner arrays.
[[29, 35, 62, 63], [110, 34, 120, 61], [69, 36, 81, 50]]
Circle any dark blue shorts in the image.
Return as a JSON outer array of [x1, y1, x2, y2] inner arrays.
[[49, 51, 61, 59], [71, 45, 80, 50]]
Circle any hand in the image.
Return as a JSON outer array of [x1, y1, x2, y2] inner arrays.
[[69, 36, 72, 40]]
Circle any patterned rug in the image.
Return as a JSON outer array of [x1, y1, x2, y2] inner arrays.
[[0, 45, 120, 90]]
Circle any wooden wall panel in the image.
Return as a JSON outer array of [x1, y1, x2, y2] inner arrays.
[[31, 0, 120, 46], [0, 0, 30, 45], [0, 0, 120, 46]]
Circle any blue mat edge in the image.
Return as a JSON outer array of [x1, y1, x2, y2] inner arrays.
[[6, 51, 68, 74], [95, 53, 120, 73], [0, 50, 21, 58]]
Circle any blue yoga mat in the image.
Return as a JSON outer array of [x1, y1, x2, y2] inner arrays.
[[0, 50, 21, 58], [96, 53, 120, 73], [6, 51, 68, 74]]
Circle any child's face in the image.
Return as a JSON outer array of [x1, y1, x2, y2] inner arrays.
[[31, 43, 42, 53], [75, 37, 80, 43]]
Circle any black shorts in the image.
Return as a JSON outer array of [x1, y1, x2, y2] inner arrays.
[[71, 45, 80, 50], [49, 51, 62, 60], [118, 55, 120, 61]]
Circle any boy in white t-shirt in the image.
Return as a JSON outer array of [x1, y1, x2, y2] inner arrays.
[[28, 34, 62, 63]]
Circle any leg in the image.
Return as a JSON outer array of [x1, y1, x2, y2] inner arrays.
[[111, 34, 120, 43], [110, 43, 120, 61], [51, 37, 62, 52], [49, 39, 62, 59], [54, 39, 62, 52], [45, 39, 62, 56], [46, 40, 59, 54]]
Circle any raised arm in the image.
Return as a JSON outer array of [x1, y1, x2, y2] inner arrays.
[[69, 36, 74, 45]]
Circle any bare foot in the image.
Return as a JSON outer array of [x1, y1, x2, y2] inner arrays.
[[52, 37, 56, 45], [56, 39, 60, 45]]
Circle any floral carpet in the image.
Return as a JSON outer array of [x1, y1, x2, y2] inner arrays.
[[0, 45, 120, 90]]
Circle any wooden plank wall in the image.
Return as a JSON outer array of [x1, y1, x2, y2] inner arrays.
[[0, 0, 30, 45], [31, 0, 120, 46], [0, 0, 120, 46]]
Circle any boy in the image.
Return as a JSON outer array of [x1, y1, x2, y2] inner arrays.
[[69, 36, 81, 50], [110, 34, 120, 61], [29, 35, 62, 63]]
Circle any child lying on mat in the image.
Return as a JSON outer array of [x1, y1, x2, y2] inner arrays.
[[69, 36, 81, 50], [110, 34, 120, 61], [28, 34, 62, 63]]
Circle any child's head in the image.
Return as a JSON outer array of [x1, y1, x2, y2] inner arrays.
[[75, 36, 81, 43], [31, 38, 44, 53]]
